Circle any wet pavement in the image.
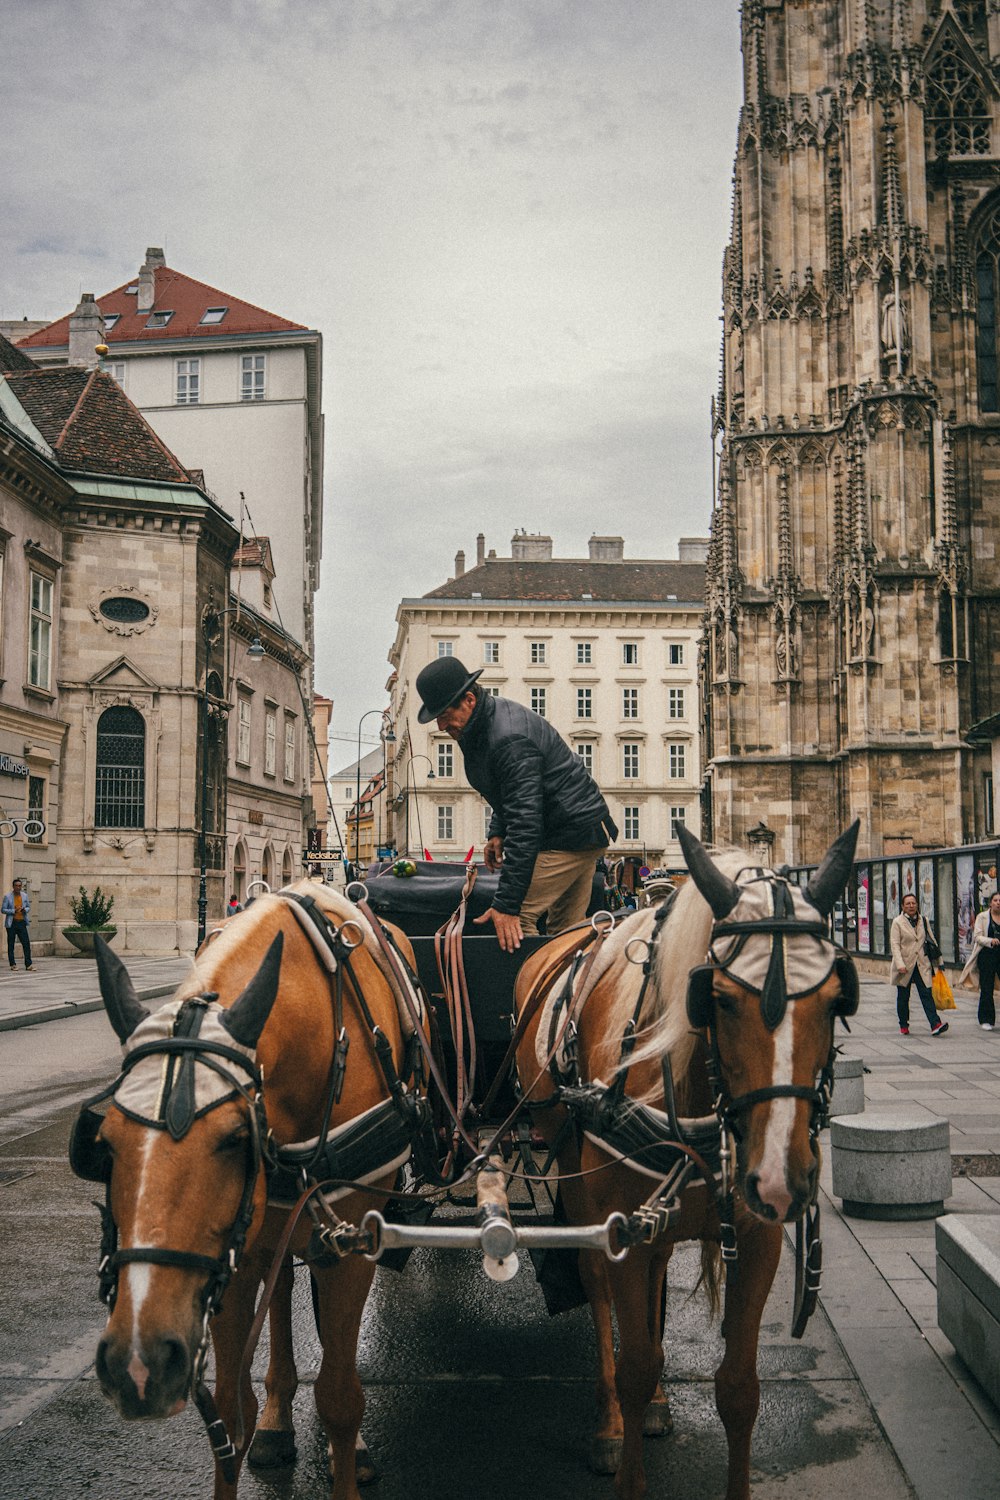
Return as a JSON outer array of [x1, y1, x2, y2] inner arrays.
[[0, 961, 998, 1498]]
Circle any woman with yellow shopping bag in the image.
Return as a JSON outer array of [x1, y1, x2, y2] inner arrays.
[[957, 889, 1000, 1030], [889, 894, 949, 1036], [931, 967, 955, 1010]]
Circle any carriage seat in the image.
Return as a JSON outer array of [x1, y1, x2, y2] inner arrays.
[[364, 860, 606, 938]]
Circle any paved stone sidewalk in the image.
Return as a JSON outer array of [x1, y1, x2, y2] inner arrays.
[[0, 951, 195, 1031]]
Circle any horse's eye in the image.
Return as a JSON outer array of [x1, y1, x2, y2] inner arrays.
[[216, 1130, 249, 1156], [715, 993, 738, 1016]]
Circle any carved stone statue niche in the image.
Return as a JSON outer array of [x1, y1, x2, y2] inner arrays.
[[731, 324, 744, 398], [880, 291, 909, 368]]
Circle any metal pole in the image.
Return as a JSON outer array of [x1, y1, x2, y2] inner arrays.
[[197, 628, 210, 947], [355, 709, 381, 871], [355, 719, 362, 870]]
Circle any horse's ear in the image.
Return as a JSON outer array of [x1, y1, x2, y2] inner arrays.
[[676, 823, 740, 920], [220, 932, 284, 1049], [94, 935, 149, 1043], [805, 820, 861, 917]]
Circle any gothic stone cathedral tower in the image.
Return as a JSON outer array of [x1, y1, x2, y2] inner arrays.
[[705, 0, 1000, 864]]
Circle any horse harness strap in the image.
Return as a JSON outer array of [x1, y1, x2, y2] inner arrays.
[[354, 892, 484, 1164], [70, 994, 268, 1485], [478, 921, 603, 1121]]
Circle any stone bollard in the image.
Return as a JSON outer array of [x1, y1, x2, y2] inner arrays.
[[830, 1111, 952, 1220], [828, 1055, 864, 1117], [936, 1215, 1000, 1411]]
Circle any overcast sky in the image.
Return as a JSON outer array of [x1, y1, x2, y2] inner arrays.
[[2, 0, 743, 766]]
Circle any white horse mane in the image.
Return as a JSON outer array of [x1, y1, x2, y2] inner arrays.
[[607, 848, 754, 1083]]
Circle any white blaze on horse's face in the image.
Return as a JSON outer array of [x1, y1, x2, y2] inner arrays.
[[96, 1099, 259, 1421], [713, 972, 838, 1224]]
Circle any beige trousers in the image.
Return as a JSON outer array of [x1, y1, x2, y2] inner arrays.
[[518, 847, 606, 936]]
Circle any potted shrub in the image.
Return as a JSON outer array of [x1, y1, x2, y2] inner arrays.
[[62, 886, 117, 954]]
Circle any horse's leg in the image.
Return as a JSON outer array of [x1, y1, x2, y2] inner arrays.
[[533, 1114, 623, 1474], [643, 1250, 674, 1438], [246, 1254, 298, 1468], [312, 1251, 378, 1500], [608, 1246, 663, 1500], [207, 1261, 266, 1500], [714, 1220, 782, 1500]]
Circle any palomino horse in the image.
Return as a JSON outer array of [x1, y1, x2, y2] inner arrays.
[[513, 822, 859, 1500], [70, 880, 432, 1500]]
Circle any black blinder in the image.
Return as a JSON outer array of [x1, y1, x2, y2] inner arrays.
[[69, 1107, 112, 1184], [687, 966, 716, 1030], [834, 955, 859, 1018]]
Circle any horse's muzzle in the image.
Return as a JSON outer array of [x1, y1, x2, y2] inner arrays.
[[96, 1330, 192, 1419], [743, 1159, 818, 1223]]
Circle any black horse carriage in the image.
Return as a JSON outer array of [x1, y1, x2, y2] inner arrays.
[[68, 825, 860, 1500]]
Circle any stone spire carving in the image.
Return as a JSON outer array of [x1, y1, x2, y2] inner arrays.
[[934, 422, 968, 661], [770, 465, 800, 683], [844, 429, 878, 664], [742, 0, 768, 112], [708, 458, 743, 689]]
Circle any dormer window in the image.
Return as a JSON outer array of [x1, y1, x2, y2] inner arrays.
[[200, 307, 227, 325], [146, 310, 174, 328], [103, 313, 120, 330]]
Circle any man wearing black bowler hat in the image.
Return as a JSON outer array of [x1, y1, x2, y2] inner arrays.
[[415, 655, 617, 952]]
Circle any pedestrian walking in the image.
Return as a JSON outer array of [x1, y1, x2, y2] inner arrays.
[[890, 893, 947, 1036], [226, 893, 241, 916], [2, 877, 33, 971], [958, 889, 1000, 1030]]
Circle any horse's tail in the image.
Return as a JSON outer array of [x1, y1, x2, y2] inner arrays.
[[694, 1239, 722, 1322]]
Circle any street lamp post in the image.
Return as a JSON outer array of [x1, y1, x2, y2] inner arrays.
[[197, 606, 265, 947], [404, 753, 435, 857], [354, 710, 394, 872]]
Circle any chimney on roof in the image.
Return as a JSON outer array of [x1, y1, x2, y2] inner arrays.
[[137, 247, 162, 314], [68, 294, 104, 369], [455, 550, 465, 577], [476, 532, 485, 566], [678, 536, 710, 563], [588, 535, 625, 562], [510, 532, 552, 561]]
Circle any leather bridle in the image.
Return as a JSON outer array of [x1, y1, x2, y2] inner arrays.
[[74, 994, 270, 1480], [684, 874, 858, 1337]]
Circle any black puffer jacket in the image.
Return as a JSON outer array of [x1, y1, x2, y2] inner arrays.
[[458, 691, 617, 915]]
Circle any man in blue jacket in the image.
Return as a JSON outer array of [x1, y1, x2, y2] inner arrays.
[[2, 877, 33, 971], [416, 656, 617, 951]]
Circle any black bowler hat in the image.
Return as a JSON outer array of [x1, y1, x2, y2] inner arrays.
[[416, 656, 483, 723]]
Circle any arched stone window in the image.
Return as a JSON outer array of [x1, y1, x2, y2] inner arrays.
[[95, 706, 145, 828], [233, 840, 247, 905], [262, 845, 274, 889], [975, 198, 1000, 413], [925, 33, 991, 158], [282, 848, 293, 886]]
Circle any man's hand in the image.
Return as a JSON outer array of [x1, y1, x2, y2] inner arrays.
[[473, 907, 522, 952], [484, 836, 504, 871]]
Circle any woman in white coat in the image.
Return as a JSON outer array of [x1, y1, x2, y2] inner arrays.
[[889, 893, 948, 1036], [957, 889, 1000, 1029]]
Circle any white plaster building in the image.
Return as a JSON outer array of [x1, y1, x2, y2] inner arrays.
[[16, 249, 323, 658], [388, 534, 707, 868]]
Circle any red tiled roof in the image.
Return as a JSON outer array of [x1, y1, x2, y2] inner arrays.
[[20, 264, 307, 349], [3, 368, 194, 484], [233, 537, 274, 573], [423, 558, 706, 605], [0, 332, 36, 373]]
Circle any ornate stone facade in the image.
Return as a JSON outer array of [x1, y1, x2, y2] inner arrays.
[[705, 0, 1000, 863]]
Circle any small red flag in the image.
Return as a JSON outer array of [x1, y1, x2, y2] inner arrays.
[[464, 845, 475, 863], [423, 847, 434, 862]]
